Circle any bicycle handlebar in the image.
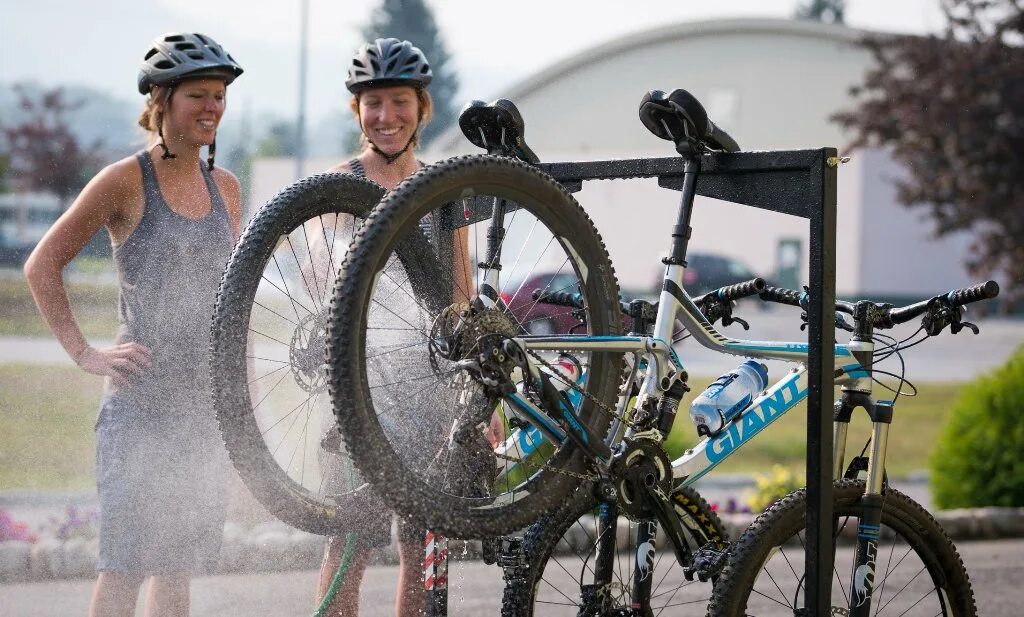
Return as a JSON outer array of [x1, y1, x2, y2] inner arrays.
[[533, 276, 766, 318], [759, 281, 1000, 330], [531, 289, 583, 309], [887, 280, 999, 325], [693, 278, 766, 305]]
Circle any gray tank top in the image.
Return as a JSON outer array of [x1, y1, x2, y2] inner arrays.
[[348, 157, 434, 238], [108, 151, 233, 401]]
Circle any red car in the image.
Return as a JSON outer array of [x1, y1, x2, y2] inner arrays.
[[501, 272, 581, 334]]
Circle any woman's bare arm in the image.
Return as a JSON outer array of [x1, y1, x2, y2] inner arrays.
[[23, 161, 150, 385]]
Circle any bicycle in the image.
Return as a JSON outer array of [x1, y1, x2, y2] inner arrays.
[[501, 280, 992, 616]]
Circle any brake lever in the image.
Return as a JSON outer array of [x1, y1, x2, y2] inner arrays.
[[721, 315, 750, 330], [952, 320, 980, 335]]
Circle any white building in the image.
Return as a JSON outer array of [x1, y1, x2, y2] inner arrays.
[[251, 18, 975, 302]]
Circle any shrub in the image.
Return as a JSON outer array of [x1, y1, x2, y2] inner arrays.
[[748, 465, 805, 512], [930, 346, 1024, 509]]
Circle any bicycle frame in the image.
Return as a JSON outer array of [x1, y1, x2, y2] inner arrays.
[[506, 271, 866, 482]]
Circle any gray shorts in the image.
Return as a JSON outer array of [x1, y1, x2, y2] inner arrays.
[[95, 394, 229, 574]]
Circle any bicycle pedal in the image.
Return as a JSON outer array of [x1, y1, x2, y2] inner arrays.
[[682, 542, 729, 582]]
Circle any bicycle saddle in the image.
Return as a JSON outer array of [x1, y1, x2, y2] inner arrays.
[[638, 89, 740, 153], [458, 98, 540, 163]]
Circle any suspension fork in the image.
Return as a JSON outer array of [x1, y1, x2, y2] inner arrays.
[[833, 386, 894, 617]]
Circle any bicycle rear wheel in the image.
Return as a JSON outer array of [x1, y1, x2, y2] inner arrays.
[[501, 483, 727, 616], [212, 173, 434, 535], [707, 479, 976, 616], [328, 154, 624, 538]]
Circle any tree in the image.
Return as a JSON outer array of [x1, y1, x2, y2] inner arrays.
[[362, 0, 460, 145], [1, 85, 102, 207], [833, 0, 1024, 303], [794, 0, 845, 24]]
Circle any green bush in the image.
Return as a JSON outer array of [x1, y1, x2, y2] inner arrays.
[[748, 464, 805, 512], [930, 346, 1024, 509]]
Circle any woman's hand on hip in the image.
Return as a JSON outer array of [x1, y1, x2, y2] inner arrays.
[[77, 342, 151, 387]]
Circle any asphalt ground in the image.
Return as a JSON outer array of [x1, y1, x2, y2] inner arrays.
[[2, 537, 1022, 616]]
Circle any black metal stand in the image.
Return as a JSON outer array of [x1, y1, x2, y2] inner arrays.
[[431, 149, 838, 614], [533, 150, 839, 615]]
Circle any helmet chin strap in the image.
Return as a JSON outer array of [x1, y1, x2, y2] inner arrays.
[[368, 136, 415, 164], [359, 111, 419, 165]]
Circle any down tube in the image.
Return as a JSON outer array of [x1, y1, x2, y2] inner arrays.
[[671, 366, 810, 485]]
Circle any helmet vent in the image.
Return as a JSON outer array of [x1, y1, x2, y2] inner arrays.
[[144, 49, 158, 61], [165, 34, 185, 43], [154, 60, 175, 70], [385, 58, 399, 73], [175, 42, 197, 51]]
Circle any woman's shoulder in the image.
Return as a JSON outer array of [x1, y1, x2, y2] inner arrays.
[[82, 154, 143, 203], [326, 160, 354, 174], [99, 154, 144, 187], [211, 166, 241, 193]]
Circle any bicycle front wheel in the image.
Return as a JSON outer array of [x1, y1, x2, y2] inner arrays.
[[707, 479, 976, 616], [328, 154, 624, 538], [501, 483, 727, 616], [212, 173, 433, 535]]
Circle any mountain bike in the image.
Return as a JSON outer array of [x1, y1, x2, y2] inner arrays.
[[501, 280, 992, 616]]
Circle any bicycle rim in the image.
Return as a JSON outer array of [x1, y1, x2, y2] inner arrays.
[[212, 173, 407, 534], [511, 486, 725, 616], [329, 155, 624, 536], [713, 481, 975, 616]]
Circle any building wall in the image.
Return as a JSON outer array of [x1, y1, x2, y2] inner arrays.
[[426, 18, 979, 299]]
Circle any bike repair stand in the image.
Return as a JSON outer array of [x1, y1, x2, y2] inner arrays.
[[443, 109, 838, 615]]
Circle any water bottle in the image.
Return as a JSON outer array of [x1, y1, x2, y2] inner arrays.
[[496, 354, 583, 488], [689, 360, 768, 437]]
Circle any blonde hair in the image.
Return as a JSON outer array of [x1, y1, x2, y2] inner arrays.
[[137, 86, 174, 136], [350, 88, 433, 151]]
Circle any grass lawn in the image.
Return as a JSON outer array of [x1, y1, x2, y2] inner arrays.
[[664, 379, 964, 478], [0, 273, 120, 338], [0, 359, 964, 491], [0, 363, 105, 491]]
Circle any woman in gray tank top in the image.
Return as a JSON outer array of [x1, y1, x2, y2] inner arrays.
[[24, 33, 243, 617]]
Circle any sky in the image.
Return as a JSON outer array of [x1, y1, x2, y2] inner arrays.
[[0, 0, 946, 132]]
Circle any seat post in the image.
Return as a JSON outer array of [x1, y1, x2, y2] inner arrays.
[[664, 154, 701, 267]]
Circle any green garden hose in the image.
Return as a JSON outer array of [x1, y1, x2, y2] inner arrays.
[[312, 532, 358, 617]]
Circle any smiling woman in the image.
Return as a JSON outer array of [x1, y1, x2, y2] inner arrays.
[[22, 31, 244, 617]]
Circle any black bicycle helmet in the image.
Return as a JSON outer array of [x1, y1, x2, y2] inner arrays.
[[138, 32, 244, 95], [346, 38, 432, 93]]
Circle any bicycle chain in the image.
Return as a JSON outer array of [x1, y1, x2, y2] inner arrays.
[[481, 348, 635, 485], [523, 347, 635, 428]]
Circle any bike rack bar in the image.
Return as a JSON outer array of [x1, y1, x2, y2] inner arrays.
[[434, 148, 839, 615]]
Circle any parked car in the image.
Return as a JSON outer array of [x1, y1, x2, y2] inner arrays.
[[680, 252, 766, 296], [501, 271, 580, 334]]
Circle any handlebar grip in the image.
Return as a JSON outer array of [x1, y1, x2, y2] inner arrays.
[[532, 289, 583, 309], [713, 278, 766, 302], [946, 280, 999, 306], [759, 286, 804, 308]]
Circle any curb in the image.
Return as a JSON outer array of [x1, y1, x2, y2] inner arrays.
[[3, 507, 1024, 583]]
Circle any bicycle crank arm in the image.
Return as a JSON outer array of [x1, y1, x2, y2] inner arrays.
[[639, 484, 695, 567]]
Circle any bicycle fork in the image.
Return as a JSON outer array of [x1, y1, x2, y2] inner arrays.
[[833, 389, 894, 617]]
